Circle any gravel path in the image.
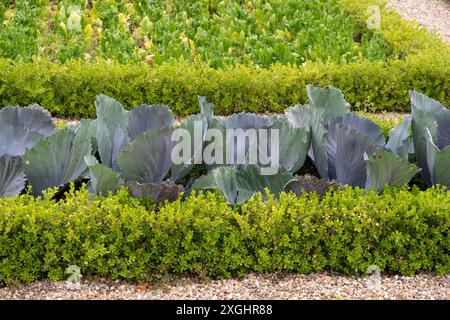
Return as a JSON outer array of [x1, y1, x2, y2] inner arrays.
[[387, 0, 450, 42], [1, 273, 448, 300], [53, 113, 406, 127]]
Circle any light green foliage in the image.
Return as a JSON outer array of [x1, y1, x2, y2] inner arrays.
[[0, 0, 45, 61], [0, 186, 449, 285], [0, 54, 447, 119], [0, 0, 390, 66]]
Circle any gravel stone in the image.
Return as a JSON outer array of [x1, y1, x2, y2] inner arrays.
[[387, 0, 450, 42], [53, 112, 405, 128], [0, 273, 448, 300]]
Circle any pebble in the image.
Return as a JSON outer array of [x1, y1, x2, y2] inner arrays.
[[0, 273, 448, 300], [387, 0, 450, 42]]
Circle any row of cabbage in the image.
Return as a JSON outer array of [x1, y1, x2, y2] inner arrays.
[[0, 85, 448, 204]]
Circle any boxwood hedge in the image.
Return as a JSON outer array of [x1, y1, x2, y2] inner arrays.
[[0, 186, 449, 285]]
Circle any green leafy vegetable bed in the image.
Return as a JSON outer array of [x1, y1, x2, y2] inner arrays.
[[0, 0, 388, 66], [1, 186, 449, 285]]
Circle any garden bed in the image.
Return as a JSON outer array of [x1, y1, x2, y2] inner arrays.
[[0, 0, 390, 65]]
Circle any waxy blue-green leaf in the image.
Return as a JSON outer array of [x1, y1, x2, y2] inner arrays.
[[216, 112, 273, 169], [435, 108, 450, 150], [0, 155, 26, 197], [198, 96, 215, 123], [170, 114, 208, 183], [191, 166, 239, 204], [84, 155, 123, 195], [192, 165, 292, 204], [266, 117, 310, 173], [220, 112, 272, 130], [0, 105, 55, 137], [410, 90, 450, 150], [410, 91, 444, 115], [425, 130, 450, 188], [286, 85, 350, 179], [0, 125, 43, 157], [236, 165, 293, 203], [117, 128, 173, 183], [306, 85, 351, 124], [74, 119, 98, 159], [0, 105, 55, 158], [331, 113, 385, 147], [327, 124, 378, 187], [24, 128, 92, 195], [95, 94, 129, 171], [411, 108, 437, 186], [285, 104, 311, 128], [126, 104, 174, 141], [385, 116, 414, 158], [365, 150, 420, 193]]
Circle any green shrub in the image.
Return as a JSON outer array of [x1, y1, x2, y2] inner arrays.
[[0, 186, 449, 285], [0, 53, 448, 118]]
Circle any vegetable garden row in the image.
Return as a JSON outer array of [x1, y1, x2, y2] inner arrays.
[[1, 85, 449, 203]]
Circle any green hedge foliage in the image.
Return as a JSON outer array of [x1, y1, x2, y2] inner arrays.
[[0, 50, 448, 118], [1, 186, 449, 285]]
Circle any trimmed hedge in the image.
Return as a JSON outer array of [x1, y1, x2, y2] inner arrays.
[[1, 186, 449, 285], [0, 0, 448, 118], [0, 51, 448, 118]]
